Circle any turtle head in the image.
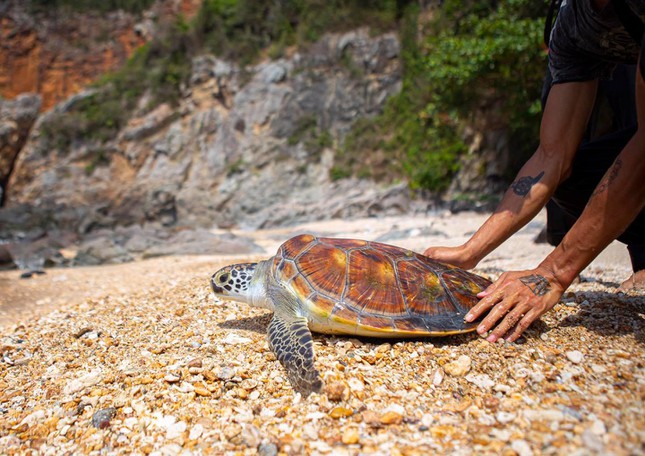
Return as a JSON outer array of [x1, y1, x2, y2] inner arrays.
[[211, 261, 274, 310]]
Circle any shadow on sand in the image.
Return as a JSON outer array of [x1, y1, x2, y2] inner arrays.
[[557, 291, 645, 343], [217, 312, 555, 347]]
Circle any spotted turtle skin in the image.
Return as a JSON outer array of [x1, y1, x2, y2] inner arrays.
[[271, 234, 492, 337]]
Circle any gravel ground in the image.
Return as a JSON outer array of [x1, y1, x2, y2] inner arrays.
[[1, 211, 643, 455]]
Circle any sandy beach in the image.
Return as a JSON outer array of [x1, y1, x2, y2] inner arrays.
[[1, 210, 643, 455]]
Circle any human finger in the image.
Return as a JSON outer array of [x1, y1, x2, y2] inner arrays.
[[504, 309, 540, 343], [465, 288, 503, 322], [475, 293, 518, 336], [486, 304, 531, 343]]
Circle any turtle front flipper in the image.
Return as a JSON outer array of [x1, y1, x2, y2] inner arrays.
[[268, 312, 322, 396]]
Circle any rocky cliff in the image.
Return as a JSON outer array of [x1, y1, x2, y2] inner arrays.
[[0, 28, 411, 268], [0, 0, 200, 111], [8, 28, 406, 226]]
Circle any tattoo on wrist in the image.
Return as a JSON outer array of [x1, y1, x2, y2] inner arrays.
[[591, 158, 622, 198], [511, 171, 545, 197], [519, 274, 550, 296]]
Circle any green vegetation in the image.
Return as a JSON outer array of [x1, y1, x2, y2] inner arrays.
[[338, 0, 546, 191], [287, 115, 333, 159]]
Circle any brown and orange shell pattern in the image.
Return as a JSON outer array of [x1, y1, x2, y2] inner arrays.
[[271, 234, 492, 336]]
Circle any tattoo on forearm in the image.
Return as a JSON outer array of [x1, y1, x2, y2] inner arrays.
[[511, 171, 545, 197], [591, 158, 622, 198], [519, 274, 550, 296]]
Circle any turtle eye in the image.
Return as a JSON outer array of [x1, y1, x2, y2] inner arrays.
[[219, 273, 229, 283]]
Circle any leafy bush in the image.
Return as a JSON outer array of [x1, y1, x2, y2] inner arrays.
[[339, 0, 546, 191]]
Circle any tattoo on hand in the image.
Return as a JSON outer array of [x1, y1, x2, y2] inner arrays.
[[591, 158, 622, 198], [511, 171, 545, 197], [519, 274, 550, 296]]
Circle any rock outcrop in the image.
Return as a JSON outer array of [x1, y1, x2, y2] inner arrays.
[[7, 29, 405, 231], [0, 0, 201, 111], [0, 29, 407, 269], [0, 93, 41, 205]]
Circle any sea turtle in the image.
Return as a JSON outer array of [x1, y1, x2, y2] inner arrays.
[[210, 234, 491, 395]]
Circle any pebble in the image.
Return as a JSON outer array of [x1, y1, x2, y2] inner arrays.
[[566, 350, 584, 364], [217, 367, 235, 380], [496, 411, 515, 424], [326, 381, 349, 401], [511, 439, 533, 456], [91, 407, 116, 429], [379, 411, 403, 425], [193, 386, 210, 396], [187, 358, 202, 368], [19, 409, 46, 427], [590, 364, 606, 374], [258, 442, 278, 456], [523, 409, 564, 422], [241, 424, 262, 448], [341, 427, 360, 444], [589, 419, 606, 435], [347, 377, 364, 392], [494, 383, 511, 394], [222, 333, 252, 344], [165, 420, 187, 440], [443, 355, 471, 377], [432, 367, 445, 386], [329, 407, 353, 419], [64, 369, 103, 395], [361, 410, 381, 426], [465, 373, 494, 390], [582, 429, 604, 453]]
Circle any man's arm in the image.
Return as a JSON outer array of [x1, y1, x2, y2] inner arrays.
[[424, 80, 598, 267], [466, 66, 645, 343]]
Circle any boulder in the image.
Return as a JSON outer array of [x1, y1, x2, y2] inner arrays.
[[0, 94, 41, 204]]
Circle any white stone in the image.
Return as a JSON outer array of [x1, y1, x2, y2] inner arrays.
[[496, 411, 516, 424], [165, 420, 187, 440], [494, 383, 511, 394], [19, 409, 46, 427], [490, 428, 511, 442], [511, 439, 534, 456], [566, 350, 584, 364], [348, 378, 364, 392], [384, 403, 406, 416], [432, 368, 445, 386], [189, 423, 204, 440], [63, 369, 103, 395], [222, 333, 253, 345], [523, 409, 564, 422], [590, 419, 607, 435], [421, 414, 434, 427], [124, 417, 138, 429], [465, 373, 494, 390]]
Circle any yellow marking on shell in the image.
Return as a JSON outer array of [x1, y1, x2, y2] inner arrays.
[[306, 294, 336, 319], [350, 324, 476, 338]]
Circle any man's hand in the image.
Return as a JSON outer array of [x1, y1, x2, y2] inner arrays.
[[423, 245, 478, 269], [464, 267, 566, 343]]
